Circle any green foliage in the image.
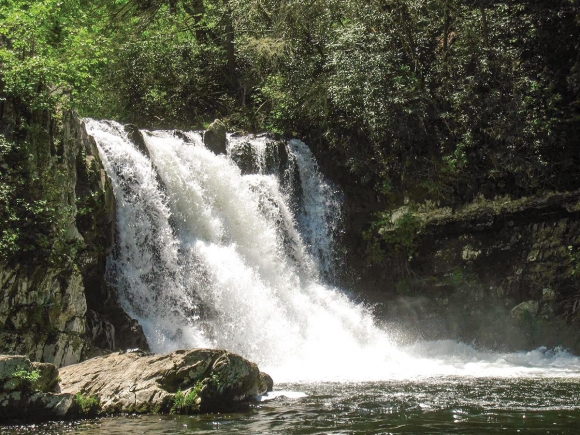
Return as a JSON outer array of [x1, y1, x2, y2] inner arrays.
[[12, 367, 41, 390], [2, 0, 578, 156], [0, 133, 79, 265], [449, 268, 464, 287], [170, 382, 203, 414], [228, 0, 580, 210], [395, 279, 412, 296], [364, 207, 423, 269], [368, 209, 422, 259], [568, 246, 580, 276], [0, 0, 112, 111], [64, 0, 241, 126], [107, 36, 228, 125], [383, 211, 422, 255], [2, 0, 580, 265], [74, 393, 100, 414]]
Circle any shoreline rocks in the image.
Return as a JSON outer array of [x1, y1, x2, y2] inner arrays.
[[0, 349, 272, 423]]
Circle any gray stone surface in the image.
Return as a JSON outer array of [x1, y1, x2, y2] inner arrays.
[[203, 119, 227, 154], [0, 350, 272, 422], [0, 103, 148, 366], [59, 348, 273, 414], [367, 191, 580, 353]]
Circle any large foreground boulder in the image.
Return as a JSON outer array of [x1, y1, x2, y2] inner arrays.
[[0, 349, 273, 423]]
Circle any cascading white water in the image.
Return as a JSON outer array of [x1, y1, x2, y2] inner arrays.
[[227, 134, 343, 281], [86, 119, 580, 382]]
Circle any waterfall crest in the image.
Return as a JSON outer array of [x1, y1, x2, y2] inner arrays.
[[86, 119, 580, 382]]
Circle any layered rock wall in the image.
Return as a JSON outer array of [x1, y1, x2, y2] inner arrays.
[[364, 192, 580, 353], [0, 99, 147, 366]]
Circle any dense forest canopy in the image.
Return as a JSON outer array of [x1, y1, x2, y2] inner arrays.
[[1, 0, 580, 262]]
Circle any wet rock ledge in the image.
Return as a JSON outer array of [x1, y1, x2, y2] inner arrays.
[[0, 349, 273, 423]]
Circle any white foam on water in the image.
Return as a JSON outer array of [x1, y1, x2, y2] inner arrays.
[[257, 391, 309, 402], [85, 119, 580, 383]]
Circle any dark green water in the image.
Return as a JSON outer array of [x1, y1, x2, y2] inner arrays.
[[3, 378, 580, 434]]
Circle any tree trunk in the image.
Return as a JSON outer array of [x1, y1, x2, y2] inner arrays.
[[481, 5, 489, 52], [169, 0, 177, 14], [222, 0, 238, 95], [183, 0, 206, 43], [443, 0, 450, 77]]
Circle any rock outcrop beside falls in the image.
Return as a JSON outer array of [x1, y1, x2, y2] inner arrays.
[[0, 98, 147, 365], [362, 191, 580, 353], [0, 349, 272, 422]]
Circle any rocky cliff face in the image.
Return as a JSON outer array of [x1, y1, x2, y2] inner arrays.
[[0, 98, 147, 366], [360, 192, 580, 353]]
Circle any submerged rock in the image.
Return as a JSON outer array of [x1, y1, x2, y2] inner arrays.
[[230, 140, 259, 174], [229, 136, 290, 176], [124, 124, 150, 159]]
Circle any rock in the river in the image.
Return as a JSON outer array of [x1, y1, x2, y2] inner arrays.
[[59, 348, 273, 414], [124, 123, 150, 159], [230, 140, 259, 174], [259, 372, 274, 393], [0, 349, 273, 422], [203, 119, 227, 154]]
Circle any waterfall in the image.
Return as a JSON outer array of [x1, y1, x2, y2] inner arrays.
[[227, 134, 343, 281], [86, 119, 580, 382]]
